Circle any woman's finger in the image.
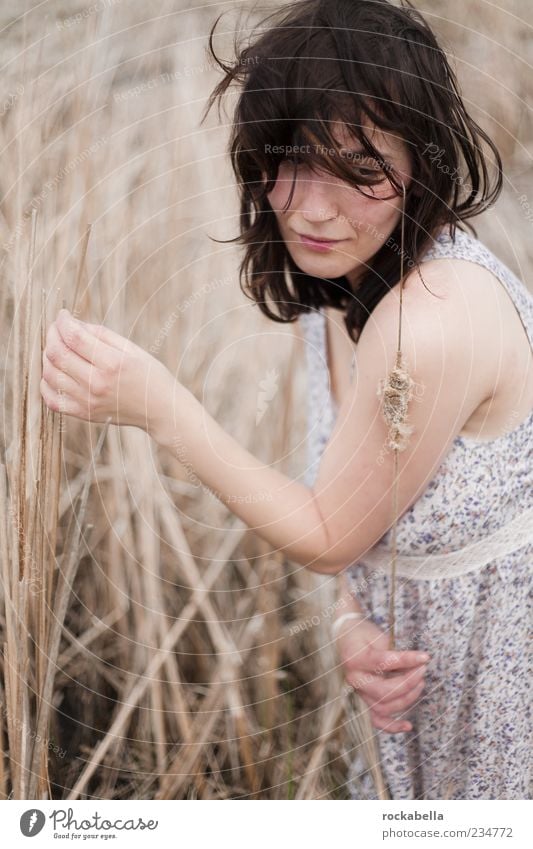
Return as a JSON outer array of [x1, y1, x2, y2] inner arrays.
[[356, 672, 424, 711], [347, 663, 427, 703], [376, 665, 427, 704], [55, 309, 121, 368], [369, 678, 425, 718], [45, 324, 102, 387], [42, 354, 82, 397], [40, 378, 80, 417], [366, 647, 430, 673], [65, 311, 137, 354], [82, 321, 137, 351], [369, 709, 412, 734]]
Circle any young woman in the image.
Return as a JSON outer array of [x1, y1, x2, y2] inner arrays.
[[40, 0, 532, 800]]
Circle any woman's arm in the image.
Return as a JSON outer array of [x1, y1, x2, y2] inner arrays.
[[40, 309, 332, 570], [148, 376, 332, 569], [145, 260, 490, 571], [40, 264, 492, 575]]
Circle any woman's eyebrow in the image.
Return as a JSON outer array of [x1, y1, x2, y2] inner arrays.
[[347, 149, 377, 156], [339, 147, 390, 162]]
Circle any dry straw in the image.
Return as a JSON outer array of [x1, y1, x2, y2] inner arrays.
[[343, 182, 415, 802], [0, 209, 108, 798], [376, 181, 414, 651]]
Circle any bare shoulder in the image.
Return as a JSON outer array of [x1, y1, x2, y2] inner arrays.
[[358, 255, 533, 440], [402, 257, 524, 370], [356, 257, 506, 413], [363, 256, 511, 355], [408, 256, 508, 309], [370, 256, 504, 327]]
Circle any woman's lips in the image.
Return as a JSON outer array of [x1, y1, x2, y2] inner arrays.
[[295, 232, 345, 252]]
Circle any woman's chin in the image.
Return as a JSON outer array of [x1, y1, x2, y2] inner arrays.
[[288, 249, 351, 280]]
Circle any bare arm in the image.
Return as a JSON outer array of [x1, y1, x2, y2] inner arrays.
[[42, 261, 491, 576], [149, 378, 332, 570], [149, 260, 489, 573]]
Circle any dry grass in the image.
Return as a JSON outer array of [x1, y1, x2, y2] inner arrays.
[[0, 0, 531, 800]]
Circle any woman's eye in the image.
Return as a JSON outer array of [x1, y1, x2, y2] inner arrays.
[[353, 166, 386, 180]]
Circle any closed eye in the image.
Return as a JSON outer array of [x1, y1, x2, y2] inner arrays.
[[278, 155, 389, 184], [353, 165, 387, 180]]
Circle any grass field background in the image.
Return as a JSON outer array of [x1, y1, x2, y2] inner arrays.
[[0, 0, 531, 799]]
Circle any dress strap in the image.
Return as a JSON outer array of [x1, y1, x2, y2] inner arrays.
[[358, 505, 533, 580]]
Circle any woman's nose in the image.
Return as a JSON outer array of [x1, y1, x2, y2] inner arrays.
[[297, 174, 339, 222]]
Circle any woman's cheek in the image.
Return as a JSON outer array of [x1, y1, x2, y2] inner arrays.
[[266, 177, 290, 213], [358, 192, 402, 240], [342, 193, 382, 236]]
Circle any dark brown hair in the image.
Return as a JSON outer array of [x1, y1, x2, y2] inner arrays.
[[202, 0, 503, 339]]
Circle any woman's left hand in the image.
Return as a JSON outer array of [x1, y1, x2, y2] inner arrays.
[[40, 308, 173, 431]]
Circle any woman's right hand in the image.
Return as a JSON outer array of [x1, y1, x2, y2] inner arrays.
[[334, 615, 430, 734]]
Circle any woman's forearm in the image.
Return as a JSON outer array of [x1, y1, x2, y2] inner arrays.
[[149, 374, 337, 573]]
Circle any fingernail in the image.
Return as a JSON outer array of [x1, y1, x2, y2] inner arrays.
[[419, 653, 430, 662]]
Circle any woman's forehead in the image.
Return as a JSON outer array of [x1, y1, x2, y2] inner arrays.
[[333, 122, 406, 158], [298, 120, 407, 161]]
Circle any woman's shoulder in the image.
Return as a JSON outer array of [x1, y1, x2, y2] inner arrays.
[[366, 226, 533, 443], [415, 228, 533, 350], [364, 234, 510, 368], [404, 250, 505, 308], [392, 224, 529, 314], [418, 225, 531, 302], [372, 240, 498, 332]]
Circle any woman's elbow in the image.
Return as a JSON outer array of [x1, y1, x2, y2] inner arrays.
[[307, 559, 346, 575], [292, 546, 353, 575]]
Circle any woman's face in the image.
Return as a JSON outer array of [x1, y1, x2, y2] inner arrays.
[[266, 123, 412, 287]]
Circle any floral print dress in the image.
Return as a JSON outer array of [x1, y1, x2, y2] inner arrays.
[[299, 227, 533, 800]]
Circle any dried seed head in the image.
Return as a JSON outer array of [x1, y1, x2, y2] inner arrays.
[[377, 355, 415, 452]]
